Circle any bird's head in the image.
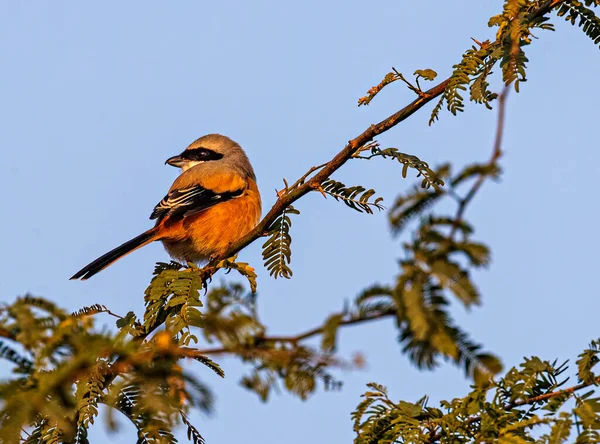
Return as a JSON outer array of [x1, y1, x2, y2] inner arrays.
[[165, 134, 256, 179]]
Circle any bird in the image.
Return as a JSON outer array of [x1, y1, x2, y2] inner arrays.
[[70, 134, 262, 280]]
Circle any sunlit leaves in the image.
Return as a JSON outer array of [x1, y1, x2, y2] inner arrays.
[[429, 260, 480, 306], [0, 290, 216, 443], [428, 0, 582, 124], [352, 382, 431, 444], [239, 347, 342, 401], [217, 257, 258, 294], [414, 68, 438, 81], [321, 314, 343, 353], [353, 343, 600, 443], [262, 205, 300, 279], [143, 262, 204, 345], [577, 339, 600, 385], [440, 42, 498, 118]]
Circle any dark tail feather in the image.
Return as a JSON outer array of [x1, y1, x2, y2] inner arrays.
[[70, 229, 157, 280]]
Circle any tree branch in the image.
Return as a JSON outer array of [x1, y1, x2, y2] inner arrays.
[[448, 88, 508, 240], [511, 375, 600, 408], [212, 0, 567, 266], [194, 308, 396, 356], [212, 79, 451, 263]]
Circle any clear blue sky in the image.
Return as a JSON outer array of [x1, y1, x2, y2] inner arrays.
[[1, 1, 599, 442]]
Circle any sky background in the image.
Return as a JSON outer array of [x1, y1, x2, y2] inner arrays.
[[1, 1, 599, 442]]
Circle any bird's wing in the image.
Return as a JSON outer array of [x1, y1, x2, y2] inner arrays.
[[150, 185, 243, 221]]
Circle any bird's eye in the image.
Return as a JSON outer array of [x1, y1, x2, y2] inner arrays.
[[185, 147, 224, 162]]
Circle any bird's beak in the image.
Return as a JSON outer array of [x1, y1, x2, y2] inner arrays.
[[165, 155, 186, 168]]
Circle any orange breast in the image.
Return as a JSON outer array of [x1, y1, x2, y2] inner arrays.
[[159, 180, 261, 263]]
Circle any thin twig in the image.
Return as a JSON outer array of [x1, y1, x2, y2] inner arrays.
[[101, 306, 124, 320], [448, 87, 509, 240], [286, 162, 329, 192], [194, 308, 396, 355], [510, 376, 600, 408], [392, 67, 423, 97]]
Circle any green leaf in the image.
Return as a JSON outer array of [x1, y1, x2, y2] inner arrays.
[[321, 179, 385, 214], [262, 205, 300, 279], [321, 314, 343, 353], [429, 260, 480, 306], [574, 398, 600, 429], [473, 353, 503, 387], [414, 68, 438, 81], [577, 339, 600, 385]]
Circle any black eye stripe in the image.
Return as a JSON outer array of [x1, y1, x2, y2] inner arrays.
[[181, 147, 224, 162]]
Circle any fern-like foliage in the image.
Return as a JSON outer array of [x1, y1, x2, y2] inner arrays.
[[450, 162, 501, 187], [577, 338, 600, 384], [371, 158, 504, 381], [75, 361, 107, 430], [356, 145, 445, 190], [143, 261, 204, 345], [557, 0, 600, 47], [181, 412, 205, 444], [321, 179, 384, 214], [240, 346, 342, 401], [352, 343, 600, 443], [441, 43, 498, 119], [108, 376, 208, 444], [71, 304, 111, 318], [389, 164, 450, 235], [0, 289, 216, 443], [0, 341, 32, 372], [429, 0, 576, 124], [262, 205, 300, 279], [201, 283, 265, 350]]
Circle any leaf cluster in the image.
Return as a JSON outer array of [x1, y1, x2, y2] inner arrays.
[[262, 205, 300, 279], [355, 145, 445, 190], [352, 341, 600, 443], [0, 276, 228, 442], [200, 282, 344, 401], [321, 179, 385, 214], [428, 0, 600, 124]]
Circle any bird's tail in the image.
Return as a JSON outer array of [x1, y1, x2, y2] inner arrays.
[[70, 229, 158, 280]]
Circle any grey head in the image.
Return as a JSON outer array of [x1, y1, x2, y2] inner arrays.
[[165, 134, 256, 180]]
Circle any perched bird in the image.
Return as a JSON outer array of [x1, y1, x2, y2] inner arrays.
[[70, 134, 262, 280]]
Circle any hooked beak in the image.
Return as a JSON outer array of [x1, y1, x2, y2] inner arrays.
[[165, 155, 186, 168]]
